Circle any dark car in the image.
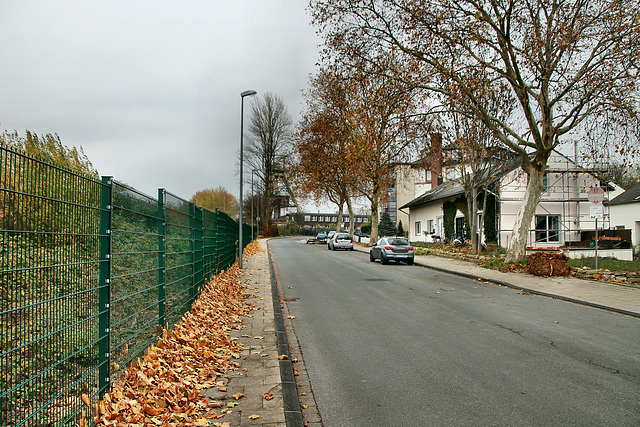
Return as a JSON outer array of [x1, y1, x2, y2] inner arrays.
[[369, 237, 414, 265], [307, 232, 328, 244], [328, 232, 353, 251]]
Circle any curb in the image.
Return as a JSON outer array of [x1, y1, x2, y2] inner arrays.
[[268, 242, 304, 427]]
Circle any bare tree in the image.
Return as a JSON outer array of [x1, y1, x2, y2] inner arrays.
[[311, 0, 640, 261], [245, 92, 292, 236], [293, 68, 359, 233]]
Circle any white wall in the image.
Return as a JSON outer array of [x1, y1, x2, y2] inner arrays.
[[609, 203, 640, 252]]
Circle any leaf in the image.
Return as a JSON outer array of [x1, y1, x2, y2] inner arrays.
[[195, 419, 210, 425], [287, 316, 296, 319], [233, 393, 245, 400], [278, 354, 289, 360], [248, 414, 260, 420], [253, 336, 264, 339], [264, 393, 274, 400], [81, 393, 91, 407]]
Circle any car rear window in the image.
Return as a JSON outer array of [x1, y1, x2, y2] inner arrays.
[[389, 238, 409, 245], [336, 233, 351, 239]]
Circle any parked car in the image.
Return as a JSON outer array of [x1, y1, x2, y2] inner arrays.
[[327, 230, 336, 241], [307, 232, 328, 244], [328, 232, 353, 251], [354, 229, 369, 238], [369, 237, 414, 265]]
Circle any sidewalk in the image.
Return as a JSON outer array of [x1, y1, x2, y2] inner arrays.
[[353, 244, 640, 317], [205, 239, 294, 426]]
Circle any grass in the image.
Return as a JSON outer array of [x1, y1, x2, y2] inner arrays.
[[412, 241, 640, 274], [568, 257, 640, 272]]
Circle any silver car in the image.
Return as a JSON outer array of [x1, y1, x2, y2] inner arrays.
[[328, 232, 354, 251], [369, 237, 414, 265]]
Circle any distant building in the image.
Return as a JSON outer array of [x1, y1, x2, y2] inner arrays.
[[286, 212, 371, 231]]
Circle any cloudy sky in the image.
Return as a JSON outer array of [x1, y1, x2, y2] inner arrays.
[[0, 0, 322, 204]]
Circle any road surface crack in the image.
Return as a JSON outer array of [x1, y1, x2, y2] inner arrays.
[[493, 323, 523, 337]]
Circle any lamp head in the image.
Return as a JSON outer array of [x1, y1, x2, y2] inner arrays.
[[241, 90, 257, 98]]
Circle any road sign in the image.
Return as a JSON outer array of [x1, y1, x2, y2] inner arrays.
[[588, 187, 605, 204], [589, 204, 604, 219]]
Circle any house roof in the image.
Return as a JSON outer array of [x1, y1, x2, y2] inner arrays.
[[608, 182, 640, 205], [400, 180, 464, 209]]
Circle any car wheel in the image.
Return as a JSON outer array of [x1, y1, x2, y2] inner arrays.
[[381, 256, 389, 265], [369, 252, 375, 262], [407, 259, 414, 266]]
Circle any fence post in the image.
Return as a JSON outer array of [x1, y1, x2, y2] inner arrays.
[[157, 189, 166, 328], [98, 176, 113, 398], [193, 206, 204, 297]]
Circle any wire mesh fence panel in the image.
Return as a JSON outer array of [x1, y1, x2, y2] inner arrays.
[[109, 182, 163, 383], [0, 146, 104, 426], [163, 192, 194, 327], [214, 209, 238, 273], [0, 146, 251, 426]]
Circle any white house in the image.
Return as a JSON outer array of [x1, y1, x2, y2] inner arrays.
[[402, 151, 629, 254], [607, 182, 640, 255]]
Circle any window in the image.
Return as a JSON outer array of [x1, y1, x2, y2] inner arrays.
[[455, 217, 466, 239], [535, 215, 560, 243], [542, 174, 549, 195], [311, 216, 317, 222], [415, 221, 421, 235], [304, 215, 310, 222], [427, 219, 434, 234]]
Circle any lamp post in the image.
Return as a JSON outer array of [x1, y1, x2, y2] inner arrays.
[[251, 169, 260, 242], [239, 89, 257, 268]]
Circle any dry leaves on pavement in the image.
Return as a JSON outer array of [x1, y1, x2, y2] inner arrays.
[[81, 241, 264, 426]]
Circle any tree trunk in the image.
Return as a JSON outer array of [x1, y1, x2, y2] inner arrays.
[[370, 192, 380, 243], [505, 169, 545, 262], [336, 202, 344, 232], [346, 197, 355, 236], [468, 186, 479, 254], [479, 188, 489, 252]]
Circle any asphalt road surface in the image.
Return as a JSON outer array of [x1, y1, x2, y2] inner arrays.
[[269, 237, 640, 427]]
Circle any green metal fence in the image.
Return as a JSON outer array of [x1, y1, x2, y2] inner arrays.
[[0, 145, 255, 426]]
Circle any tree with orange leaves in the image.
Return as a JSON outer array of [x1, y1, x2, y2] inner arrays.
[[311, 0, 640, 261]]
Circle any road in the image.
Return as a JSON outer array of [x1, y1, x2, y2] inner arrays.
[[269, 237, 640, 427]]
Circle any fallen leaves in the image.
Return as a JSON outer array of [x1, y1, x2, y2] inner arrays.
[[263, 393, 274, 400], [85, 241, 264, 426]]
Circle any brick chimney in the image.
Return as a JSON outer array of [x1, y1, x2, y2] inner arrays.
[[430, 133, 443, 188]]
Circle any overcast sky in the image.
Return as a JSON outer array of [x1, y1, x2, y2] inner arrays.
[[0, 0, 322, 206]]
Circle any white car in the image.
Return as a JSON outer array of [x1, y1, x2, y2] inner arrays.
[[328, 232, 354, 251]]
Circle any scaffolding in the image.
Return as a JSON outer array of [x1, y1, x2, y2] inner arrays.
[[495, 152, 628, 251]]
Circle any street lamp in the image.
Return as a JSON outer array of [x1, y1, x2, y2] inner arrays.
[[239, 89, 257, 269]]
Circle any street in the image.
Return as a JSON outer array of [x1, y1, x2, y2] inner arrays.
[[269, 237, 640, 426]]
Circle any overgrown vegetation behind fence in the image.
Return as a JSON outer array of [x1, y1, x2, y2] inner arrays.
[[0, 145, 254, 426]]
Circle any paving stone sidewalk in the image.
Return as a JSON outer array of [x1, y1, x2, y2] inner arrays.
[[202, 239, 287, 426]]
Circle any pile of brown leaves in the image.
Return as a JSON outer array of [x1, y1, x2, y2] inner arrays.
[[79, 241, 264, 426], [526, 251, 570, 277]]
